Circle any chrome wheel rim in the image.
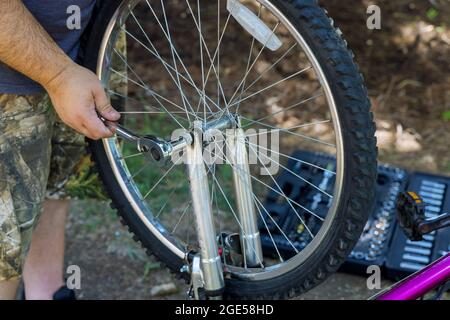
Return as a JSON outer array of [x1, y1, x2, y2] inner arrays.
[[96, 0, 345, 281]]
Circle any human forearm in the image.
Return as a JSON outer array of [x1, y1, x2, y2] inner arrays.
[[0, 0, 75, 90], [0, 0, 120, 140]]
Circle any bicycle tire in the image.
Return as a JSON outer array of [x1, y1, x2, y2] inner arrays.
[[81, 0, 378, 299]]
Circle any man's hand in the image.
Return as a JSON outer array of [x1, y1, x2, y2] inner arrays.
[[0, 0, 120, 140], [44, 63, 120, 140]]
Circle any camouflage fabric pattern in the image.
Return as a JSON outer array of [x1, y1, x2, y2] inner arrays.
[[0, 32, 127, 280], [46, 117, 107, 201], [0, 93, 106, 281], [0, 94, 54, 280]]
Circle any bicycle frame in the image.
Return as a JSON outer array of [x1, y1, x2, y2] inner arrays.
[[374, 253, 450, 300]]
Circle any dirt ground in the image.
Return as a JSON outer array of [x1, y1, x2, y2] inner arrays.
[[325, 0, 450, 175], [64, 0, 449, 300], [66, 199, 393, 300]]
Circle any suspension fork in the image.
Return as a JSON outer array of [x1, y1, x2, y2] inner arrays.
[[106, 115, 262, 293], [185, 121, 225, 296], [227, 125, 264, 267]]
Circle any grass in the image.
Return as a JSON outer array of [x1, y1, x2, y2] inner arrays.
[[426, 7, 439, 21], [116, 107, 257, 237], [110, 86, 299, 238], [443, 111, 450, 121], [71, 199, 117, 232]]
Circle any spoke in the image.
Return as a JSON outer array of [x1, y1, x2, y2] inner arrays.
[[222, 140, 319, 236], [242, 92, 323, 128], [121, 27, 218, 113], [158, 2, 197, 122], [212, 125, 336, 174], [250, 142, 333, 198], [110, 68, 189, 128], [233, 3, 262, 114], [184, 0, 229, 108], [108, 89, 191, 126], [253, 194, 296, 258], [109, 89, 210, 116], [129, 160, 153, 180], [120, 152, 143, 160], [221, 129, 334, 197], [111, 49, 183, 117], [208, 165, 265, 269], [112, 98, 159, 113], [225, 139, 324, 223], [214, 142, 299, 256], [119, 111, 163, 114], [142, 158, 181, 200], [217, 0, 221, 115], [245, 119, 332, 138], [239, 114, 336, 148], [245, 142, 316, 237], [214, 118, 331, 143], [209, 162, 225, 265], [213, 137, 296, 259], [144, 0, 221, 115], [201, 9, 233, 113], [245, 139, 336, 175], [253, 197, 285, 262], [128, 11, 197, 122], [206, 147, 266, 268], [155, 187, 179, 219], [119, 111, 214, 115], [172, 201, 192, 233], [205, 136, 326, 223], [235, 43, 298, 101], [228, 21, 281, 109], [196, 0, 207, 121], [229, 66, 313, 108]]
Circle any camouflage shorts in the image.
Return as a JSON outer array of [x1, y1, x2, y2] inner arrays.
[[0, 31, 126, 281], [0, 93, 108, 280]]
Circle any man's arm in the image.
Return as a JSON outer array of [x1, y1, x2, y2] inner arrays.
[[0, 0, 119, 139]]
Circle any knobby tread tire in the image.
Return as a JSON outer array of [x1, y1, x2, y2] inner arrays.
[[81, 0, 378, 299]]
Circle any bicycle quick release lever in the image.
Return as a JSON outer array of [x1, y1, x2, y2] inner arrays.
[[102, 118, 191, 165]]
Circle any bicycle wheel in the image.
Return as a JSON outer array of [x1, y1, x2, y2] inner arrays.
[[81, 0, 377, 299]]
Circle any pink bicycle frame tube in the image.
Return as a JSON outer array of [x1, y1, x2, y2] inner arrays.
[[376, 253, 450, 300]]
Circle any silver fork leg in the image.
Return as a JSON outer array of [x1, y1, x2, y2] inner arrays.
[[227, 127, 263, 267], [186, 121, 224, 295]]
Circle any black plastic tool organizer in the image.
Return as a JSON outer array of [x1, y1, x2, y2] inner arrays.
[[259, 151, 336, 261], [259, 150, 450, 280], [339, 163, 408, 274], [385, 172, 450, 280]]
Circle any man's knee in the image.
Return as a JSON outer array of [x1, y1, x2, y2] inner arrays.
[[0, 278, 20, 300]]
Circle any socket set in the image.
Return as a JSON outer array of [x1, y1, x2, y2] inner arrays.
[[339, 164, 408, 274], [259, 150, 336, 260], [259, 150, 450, 280]]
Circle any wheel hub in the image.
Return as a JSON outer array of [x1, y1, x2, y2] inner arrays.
[[105, 113, 239, 165]]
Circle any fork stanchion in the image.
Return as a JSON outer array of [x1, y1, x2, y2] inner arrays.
[[227, 127, 264, 268], [186, 121, 224, 297]]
